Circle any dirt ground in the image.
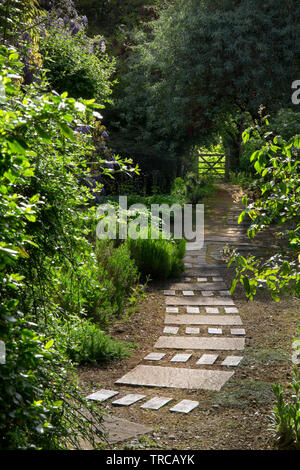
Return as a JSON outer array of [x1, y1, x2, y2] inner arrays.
[[78, 185, 300, 450]]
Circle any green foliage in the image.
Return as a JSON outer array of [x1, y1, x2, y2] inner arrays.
[[39, 25, 115, 102], [229, 118, 300, 301], [271, 366, 300, 449], [110, 0, 300, 178], [0, 43, 137, 449], [61, 318, 135, 365], [126, 237, 185, 280]]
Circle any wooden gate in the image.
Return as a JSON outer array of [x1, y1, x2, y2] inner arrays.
[[198, 153, 228, 180]]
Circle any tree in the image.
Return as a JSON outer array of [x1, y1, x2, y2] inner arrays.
[[110, 0, 300, 177]]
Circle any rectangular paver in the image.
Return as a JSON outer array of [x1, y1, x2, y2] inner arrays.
[[225, 307, 239, 314], [201, 291, 214, 296], [170, 353, 192, 363], [219, 290, 231, 296], [115, 365, 234, 391], [170, 400, 199, 414], [164, 290, 175, 296], [170, 283, 226, 291], [206, 307, 219, 314], [208, 328, 222, 335], [166, 307, 179, 313], [221, 356, 243, 366], [213, 277, 223, 281], [197, 277, 208, 282], [155, 336, 245, 351], [112, 394, 146, 406], [166, 296, 235, 306], [144, 352, 166, 361], [165, 315, 243, 326], [186, 327, 200, 334], [141, 397, 173, 410], [231, 328, 246, 336], [186, 306, 200, 313], [163, 326, 179, 335], [86, 389, 119, 402], [183, 290, 194, 296], [196, 354, 218, 365]]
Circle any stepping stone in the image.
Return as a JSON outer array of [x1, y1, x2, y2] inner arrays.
[[163, 326, 179, 335], [196, 354, 218, 365], [182, 291, 194, 296], [166, 307, 179, 313], [186, 327, 200, 334], [213, 277, 223, 281], [144, 352, 166, 361], [112, 394, 146, 406], [165, 315, 242, 326], [170, 400, 199, 414], [116, 365, 234, 391], [166, 296, 235, 306], [231, 328, 246, 336], [164, 290, 175, 296], [170, 353, 192, 363], [208, 328, 222, 335], [141, 397, 173, 410], [183, 277, 192, 281], [201, 291, 214, 296], [102, 415, 152, 444], [86, 389, 119, 402], [154, 336, 245, 351], [221, 356, 243, 366], [186, 306, 200, 313], [206, 307, 219, 314], [225, 307, 239, 314], [170, 282, 226, 291], [197, 277, 208, 282], [219, 290, 231, 296]]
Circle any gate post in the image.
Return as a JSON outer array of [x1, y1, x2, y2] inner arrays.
[[225, 153, 230, 181]]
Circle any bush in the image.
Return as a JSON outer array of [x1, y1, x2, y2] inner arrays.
[[61, 318, 135, 365], [39, 24, 115, 103], [126, 237, 185, 281]]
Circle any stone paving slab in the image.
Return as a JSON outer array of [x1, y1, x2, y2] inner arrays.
[[208, 328, 222, 335], [182, 290, 194, 296], [231, 328, 246, 336], [213, 277, 223, 281], [102, 415, 152, 444], [140, 397, 173, 410], [163, 326, 179, 335], [154, 336, 245, 351], [112, 394, 146, 406], [196, 354, 218, 365], [164, 290, 175, 296], [197, 277, 208, 282], [115, 365, 234, 391], [225, 307, 239, 313], [170, 353, 192, 363], [169, 282, 226, 291], [221, 356, 243, 366], [86, 389, 119, 402], [166, 296, 235, 306], [170, 400, 199, 414], [201, 291, 214, 296], [205, 307, 219, 314], [219, 290, 231, 296], [144, 352, 166, 361], [186, 327, 200, 334], [165, 315, 243, 325], [166, 307, 179, 313], [186, 306, 200, 313]]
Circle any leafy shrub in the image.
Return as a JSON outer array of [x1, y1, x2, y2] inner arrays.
[[39, 24, 115, 103], [126, 237, 185, 281], [61, 318, 135, 365]]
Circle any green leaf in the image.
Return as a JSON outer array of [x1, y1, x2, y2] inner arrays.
[[58, 123, 75, 140]]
